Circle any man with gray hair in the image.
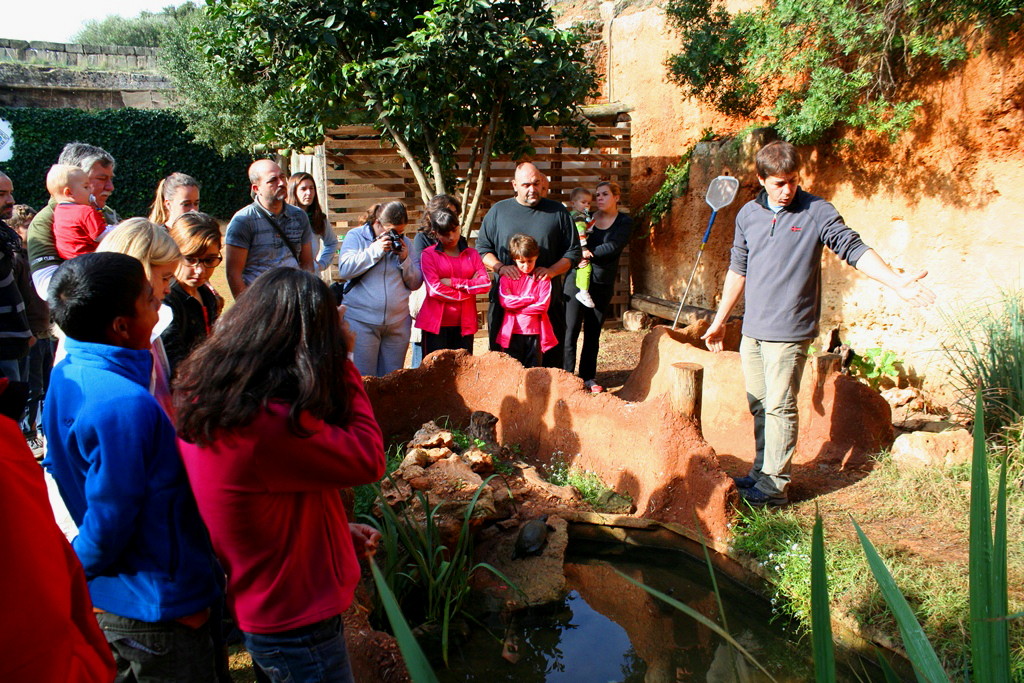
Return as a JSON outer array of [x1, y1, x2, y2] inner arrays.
[[27, 142, 119, 297]]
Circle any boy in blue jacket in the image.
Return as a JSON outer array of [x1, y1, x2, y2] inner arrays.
[[43, 252, 221, 682]]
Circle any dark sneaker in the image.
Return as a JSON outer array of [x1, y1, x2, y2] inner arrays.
[[738, 486, 788, 507], [732, 475, 758, 489]]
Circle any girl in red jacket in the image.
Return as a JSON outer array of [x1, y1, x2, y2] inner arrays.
[[173, 268, 385, 683], [497, 234, 556, 368], [415, 209, 490, 356]]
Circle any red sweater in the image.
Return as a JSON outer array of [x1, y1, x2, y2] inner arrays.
[[53, 203, 107, 260], [178, 362, 385, 634], [0, 414, 115, 682], [498, 273, 557, 352]]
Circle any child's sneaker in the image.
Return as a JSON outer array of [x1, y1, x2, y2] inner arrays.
[[575, 289, 595, 308]]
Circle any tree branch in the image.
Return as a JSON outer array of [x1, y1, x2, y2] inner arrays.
[[463, 104, 500, 236]]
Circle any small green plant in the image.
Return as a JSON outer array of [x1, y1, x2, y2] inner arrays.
[[849, 347, 903, 390], [638, 145, 695, 226]]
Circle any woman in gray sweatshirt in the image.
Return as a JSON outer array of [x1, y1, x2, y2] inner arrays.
[[336, 202, 422, 376]]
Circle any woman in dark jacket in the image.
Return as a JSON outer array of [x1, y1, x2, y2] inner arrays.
[[161, 212, 222, 373], [563, 181, 632, 392]]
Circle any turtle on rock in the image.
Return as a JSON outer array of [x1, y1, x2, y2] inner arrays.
[[512, 514, 554, 560]]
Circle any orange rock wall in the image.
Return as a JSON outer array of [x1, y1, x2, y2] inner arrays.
[[363, 350, 735, 544], [574, 4, 1024, 404]]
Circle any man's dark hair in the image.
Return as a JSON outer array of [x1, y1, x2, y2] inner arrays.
[[755, 141, 801, 178], [48, 252, 145, 343]]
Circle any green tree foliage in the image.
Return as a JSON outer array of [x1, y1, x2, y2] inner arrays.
[[72, 3, 198, 47], [664, 0, 1022, 144], [0, 107, 252, 219], [163, 0, 599, 228]]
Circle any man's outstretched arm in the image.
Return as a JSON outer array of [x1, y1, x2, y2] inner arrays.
[[854, 250, 935, 307]]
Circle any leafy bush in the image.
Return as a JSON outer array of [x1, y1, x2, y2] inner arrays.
[[0, 107, 253, 220], [663, 0, 1022, 144], [849, 347, 903, 390]]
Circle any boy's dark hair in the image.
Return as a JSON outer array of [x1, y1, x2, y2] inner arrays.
[[569, 187, 592, 202], [174, 268, 352, 445], [428, 209, 459, 238], [755, 140, 801, 178], [508, 233, 539, 260], [418, 194, 461, 232], [48, 252, 146, 344]]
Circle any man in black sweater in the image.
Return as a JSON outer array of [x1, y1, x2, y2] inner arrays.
[[476, 162, 581, 367]]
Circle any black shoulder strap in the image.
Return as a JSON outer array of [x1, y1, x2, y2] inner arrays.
[[259, 206, 300, 262]]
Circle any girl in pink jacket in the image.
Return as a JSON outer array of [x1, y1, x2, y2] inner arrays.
[[415, 209, 490, 356], [498, 234, 556, 368]]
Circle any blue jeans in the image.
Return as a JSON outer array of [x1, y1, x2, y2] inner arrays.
[[348, 316, 411, 377], [95, 611, 215, 683], [243, 615, 354, 683], [740, 336, 810, 498]]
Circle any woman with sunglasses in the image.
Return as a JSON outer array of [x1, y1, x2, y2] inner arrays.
[[162, 211, 223, 372]]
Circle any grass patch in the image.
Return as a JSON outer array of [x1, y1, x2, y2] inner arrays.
[[729, 441, 1024, 676], [543, 453, 632, 511]]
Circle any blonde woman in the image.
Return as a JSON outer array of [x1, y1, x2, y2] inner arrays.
[[97, 218, 181, 415]]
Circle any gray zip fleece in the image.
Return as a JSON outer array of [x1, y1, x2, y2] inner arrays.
[[729, 188, 871, 342], [337, 224, 423, 327]]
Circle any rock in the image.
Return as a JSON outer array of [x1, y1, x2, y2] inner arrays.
[[408, 476, 431, 491], [408, 421, 454, 450], [622, 309, 652, 332], [478, 515, 569, 610], [462, 447, 494, 475], [400, 448, 430, 469], [881, 387, 923, 409], [890, 429, 973, 470], [466, 411, 499, 450], [594, 490, 635, 514], [520, 465, 581, 503]]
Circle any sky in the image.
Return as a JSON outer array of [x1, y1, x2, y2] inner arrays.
[[4, 0, 191, 44]]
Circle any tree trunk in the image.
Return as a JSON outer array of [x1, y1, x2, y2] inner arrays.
[[376, 109, 433, 204], [424, 129, 446, 196], [462, 105, 500, 235]]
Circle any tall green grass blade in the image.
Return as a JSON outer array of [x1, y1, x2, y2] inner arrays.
[[989, 449, 1010, 678], [850, 517, 946, 683], [811, 509, 836, 683], [614, 569, 778, 682], [874, 651, 902, 683], [969, 389, 998, 681], [370, 558, 440, 683]]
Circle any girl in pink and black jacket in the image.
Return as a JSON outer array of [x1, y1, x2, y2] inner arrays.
[[497, 233, 556, 368], [415, 209, 490, 357]]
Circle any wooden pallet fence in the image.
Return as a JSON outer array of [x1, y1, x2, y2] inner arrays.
[[322, 115, 632, 324]]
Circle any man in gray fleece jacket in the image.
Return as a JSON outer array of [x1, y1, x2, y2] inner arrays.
[[702, 141, 934, 506]]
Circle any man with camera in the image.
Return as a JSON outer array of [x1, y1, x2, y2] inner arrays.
[[225, 159, 314, 298]]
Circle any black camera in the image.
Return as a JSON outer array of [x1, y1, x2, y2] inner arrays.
[[386, 229, 404, 251]]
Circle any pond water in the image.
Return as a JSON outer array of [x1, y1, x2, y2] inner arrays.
[[438, 541, 887, 682]]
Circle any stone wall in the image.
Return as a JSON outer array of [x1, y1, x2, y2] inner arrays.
[[566, 3, 1024, 405], [0, 38, 172, 110], [0, 38, 159, 72]]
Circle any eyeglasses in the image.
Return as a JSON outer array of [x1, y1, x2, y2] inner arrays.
[[182, 254, 223, 268]]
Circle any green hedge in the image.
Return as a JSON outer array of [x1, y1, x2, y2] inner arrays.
[[0, 108, 253, 220]]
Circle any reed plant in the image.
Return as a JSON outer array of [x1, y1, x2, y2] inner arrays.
[[363, 475, 515, 666], [944, 290, 1024, 435]]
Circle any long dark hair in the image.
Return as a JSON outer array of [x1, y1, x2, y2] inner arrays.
[[287, 172, 328, 237], [174, 268, 351, 444]]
